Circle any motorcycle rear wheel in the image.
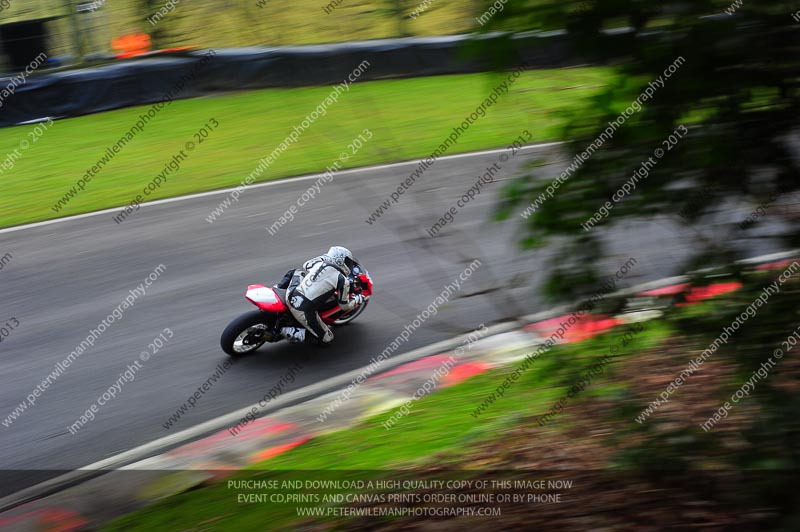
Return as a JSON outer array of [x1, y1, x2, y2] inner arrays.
[[221, 311, 274, 357]]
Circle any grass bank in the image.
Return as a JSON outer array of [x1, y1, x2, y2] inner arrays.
[[0, 67, 611, 228]]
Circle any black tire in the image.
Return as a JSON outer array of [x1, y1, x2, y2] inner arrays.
[[221, 310, 272, 357]]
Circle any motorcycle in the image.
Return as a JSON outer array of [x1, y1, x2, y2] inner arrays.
[[220, 262, 373, 356]]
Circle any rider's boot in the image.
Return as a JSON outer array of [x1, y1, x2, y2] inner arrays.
[[280, 326, 306, 344]]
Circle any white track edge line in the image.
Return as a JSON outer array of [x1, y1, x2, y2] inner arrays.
[[0, 142, 562, 235]]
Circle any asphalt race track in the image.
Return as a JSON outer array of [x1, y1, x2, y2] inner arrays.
[[0, 144, 780, 491]]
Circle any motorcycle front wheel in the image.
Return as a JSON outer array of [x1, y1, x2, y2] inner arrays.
[[332, 299, 369, 326]]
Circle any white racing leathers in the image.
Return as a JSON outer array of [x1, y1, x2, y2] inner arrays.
[[286, 256, 356, 344]]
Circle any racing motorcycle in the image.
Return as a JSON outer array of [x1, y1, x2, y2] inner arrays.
[[220, 262, 373, 357]]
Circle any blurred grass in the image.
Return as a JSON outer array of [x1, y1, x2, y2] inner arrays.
[[0, 67, 612, 228], [102, 319, 669, 531]]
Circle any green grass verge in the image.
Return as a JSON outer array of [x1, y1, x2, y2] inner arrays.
[[0, 67, 612, 229], [102, 320, 670, 531]]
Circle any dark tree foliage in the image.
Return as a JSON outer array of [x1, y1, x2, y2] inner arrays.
[[484, 0, 799, 299], [479, 2, 800, 526]]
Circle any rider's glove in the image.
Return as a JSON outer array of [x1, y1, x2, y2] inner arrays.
[[350, 294, 365, 307]]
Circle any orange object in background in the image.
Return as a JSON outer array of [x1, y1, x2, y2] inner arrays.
[[111, 33, 152, 59]]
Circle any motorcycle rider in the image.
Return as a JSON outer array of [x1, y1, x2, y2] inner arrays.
[[280, 246, 366, 344]]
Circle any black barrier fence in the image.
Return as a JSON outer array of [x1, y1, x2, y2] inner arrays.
[[0, 31, 599, 128]]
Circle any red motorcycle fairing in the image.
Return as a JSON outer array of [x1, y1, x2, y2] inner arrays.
[[245, 285, 287, 313], [358, 273, 373, 297], [319, 305, 342, 323], [319, 271, 374, 323], [246, 284, 349, 323]]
